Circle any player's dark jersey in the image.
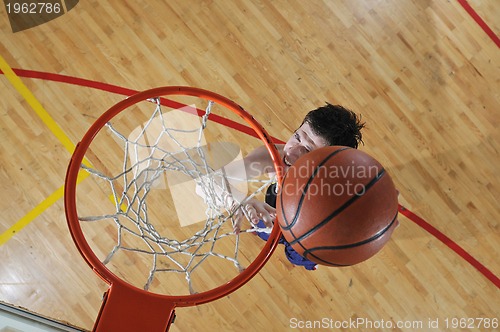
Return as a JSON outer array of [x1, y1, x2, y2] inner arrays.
[[255, 183, 317, 270]]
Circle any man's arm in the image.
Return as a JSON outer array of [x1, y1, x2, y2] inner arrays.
[[222, 144, 284, 179], [195, 143, 284, 233], [228, 144, 283, 232]]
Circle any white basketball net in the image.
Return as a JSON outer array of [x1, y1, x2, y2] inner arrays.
[[77, 97, 275, 294]]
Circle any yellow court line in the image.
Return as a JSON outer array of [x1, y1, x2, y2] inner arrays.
[[0, 54, 91, 245], [0, 172, 89, 246], [0, 55, 77, 154]]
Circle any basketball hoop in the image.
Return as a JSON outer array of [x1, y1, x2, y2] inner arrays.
[[64, 86, 284, 331]]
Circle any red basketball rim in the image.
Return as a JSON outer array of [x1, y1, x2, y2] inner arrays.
[[64, 86, 284, 307]]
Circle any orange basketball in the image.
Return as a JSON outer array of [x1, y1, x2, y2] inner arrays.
[[276, 146, 399, 266]]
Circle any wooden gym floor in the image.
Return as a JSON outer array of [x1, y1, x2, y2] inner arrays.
[[0, 0, 498, 331]]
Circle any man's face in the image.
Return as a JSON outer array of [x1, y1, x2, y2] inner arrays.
[[283, 121, 329, 167]]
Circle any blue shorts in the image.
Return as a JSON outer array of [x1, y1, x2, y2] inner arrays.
[[255, 221, 317, 271]]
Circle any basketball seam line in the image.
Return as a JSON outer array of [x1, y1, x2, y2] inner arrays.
[[280, 147, 351, 231], [303, 210, 399, 265], [288, 168, 386, 246]]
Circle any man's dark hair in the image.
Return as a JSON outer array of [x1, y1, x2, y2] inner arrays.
[[302, 103, 365, 148]]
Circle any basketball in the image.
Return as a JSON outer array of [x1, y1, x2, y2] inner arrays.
[[276, 146, 399, 266]]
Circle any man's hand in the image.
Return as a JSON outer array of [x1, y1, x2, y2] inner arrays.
[[232, 197, 276, 233]]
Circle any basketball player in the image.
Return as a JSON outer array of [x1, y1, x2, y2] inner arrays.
[[232, 103, 365, 270]]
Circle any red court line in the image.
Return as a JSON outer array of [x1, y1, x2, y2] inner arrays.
[[398, 205, 500, 288], [457, 0, 500, 48], [1, 68, 498, 289], [5, 69, 269, 141]]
